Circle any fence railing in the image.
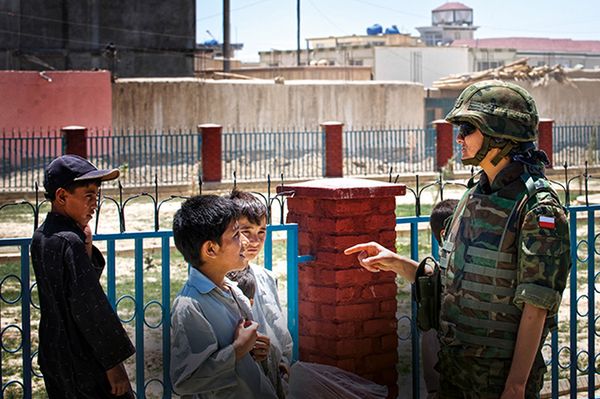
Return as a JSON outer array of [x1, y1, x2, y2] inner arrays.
[[2, 124, 600, 191], [0, 128, 200, 191], [553, 124, 600, 167], [0, 224, 305, 398], [222, 128, 323, 181], [344, 127, 436, 176]]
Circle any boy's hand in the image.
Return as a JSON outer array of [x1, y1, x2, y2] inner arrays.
[[106, 362, 132, 396], [81, 223, 93, 259], [279, 362, 290, 381], [233, 320, 259, 360], [251, 334, 270, 362]]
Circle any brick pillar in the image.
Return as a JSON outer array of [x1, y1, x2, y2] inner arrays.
[[433, 120, 453, 169], [279, 177, 406, 394], [198, 123, 222, 183], [321, 121, 344, 177], [538, 118, 554, 168], [61, 125, 88, 158]]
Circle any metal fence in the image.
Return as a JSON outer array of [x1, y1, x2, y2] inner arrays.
[[0, 128, 200, 191], [554, 124, 600, 167], [344, 127, 436, 176], [222, 127, 323, 181], [2, 124, 600, 190], [0, 225, 304, 398], [1, 171, 600, 398]]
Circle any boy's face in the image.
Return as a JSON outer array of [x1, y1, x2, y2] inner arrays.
[[239, 216, 267, 262], [59, 182, 99, 227], [216, 220, 248, 272]]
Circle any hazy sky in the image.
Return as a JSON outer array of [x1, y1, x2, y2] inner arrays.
[[196, 0, 600, 62]]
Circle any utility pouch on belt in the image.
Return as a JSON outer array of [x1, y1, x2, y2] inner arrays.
[[414, 257, 441, 331]]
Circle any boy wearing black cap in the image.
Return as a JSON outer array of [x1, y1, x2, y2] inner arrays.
[[31, 155, 135, 398]]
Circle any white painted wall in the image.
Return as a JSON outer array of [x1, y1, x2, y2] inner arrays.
[[374, 46, 470, 88], [112, 79, 425, 130]]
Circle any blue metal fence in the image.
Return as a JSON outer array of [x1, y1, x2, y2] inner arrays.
[[344, 127, 436, 176], [222, 128, 323, 181], [0, 224, 305, 398]]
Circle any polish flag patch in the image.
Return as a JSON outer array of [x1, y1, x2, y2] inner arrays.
[[539, 215, 555, 229]]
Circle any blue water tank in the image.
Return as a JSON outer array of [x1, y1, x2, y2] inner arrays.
[[366, 24, 383, 35], [203, 39, 219, 46], [385, 25, 400, 34]]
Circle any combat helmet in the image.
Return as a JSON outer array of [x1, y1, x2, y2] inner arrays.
[[446, 80, 539, 166]]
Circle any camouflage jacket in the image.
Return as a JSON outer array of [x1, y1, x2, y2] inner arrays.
[[438, 162, 571, 358]]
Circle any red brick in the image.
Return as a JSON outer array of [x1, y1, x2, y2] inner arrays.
[[362, 318, 397, 336], [320, 199, 375, 217], [360, 282, 398, 300], [305, 320, 360, 338], [335, 286, 361, 303], [380, 333, 398, 351], [298, 231, 313, 247], [364, 352, 398, 371], [315, 252, 357, 269], [379, 299, 398, 313], [301, 286, 336, 304], [299, 335, 318, 351], [322, 303, 376, 322], [287, 197, 318, 215], [378, 198, 397, 214], [317, 337, 338, 354], [319, 234, 374, 253], [335, 268, 376, 286], [365, 214, 397, 230], [377, 229, 398, 245], [336, 338, 374, 356], [299, 301, 320, 319], [335, 358, 357, 373]]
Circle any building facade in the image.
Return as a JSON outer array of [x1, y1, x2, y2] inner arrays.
[[0, 0, 196, 77]]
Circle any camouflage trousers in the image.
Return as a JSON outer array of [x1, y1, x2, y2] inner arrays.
[[435, 349, 546, 399]]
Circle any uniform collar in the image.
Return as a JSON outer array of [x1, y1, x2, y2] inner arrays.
[[479, 162, 524, 194]]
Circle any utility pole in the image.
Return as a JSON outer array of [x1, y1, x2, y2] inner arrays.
[[296, 0, 301, 66], [223, 0, 230, 73]]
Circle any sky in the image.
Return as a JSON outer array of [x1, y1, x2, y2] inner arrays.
[[196, 0, 600, 62]]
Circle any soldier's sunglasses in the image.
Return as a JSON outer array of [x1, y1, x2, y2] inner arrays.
[[457, 123, 478, 139]]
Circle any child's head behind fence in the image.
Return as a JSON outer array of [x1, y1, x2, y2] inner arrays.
[[430, 199, 459, 243], [229, 189, 267, 225], [173, 195, 239, 269]]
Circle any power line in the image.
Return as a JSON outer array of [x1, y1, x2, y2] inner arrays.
[[0, 10, 195, 41], [0, 29, 195, 57]]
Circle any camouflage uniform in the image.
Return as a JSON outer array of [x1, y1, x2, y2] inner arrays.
[[435, 81, 571, 398]]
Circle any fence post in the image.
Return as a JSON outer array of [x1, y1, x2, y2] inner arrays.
[[538, 118, 554, 168], [280, 177, 406, 396], [198, 123, 222, 183], [433, 120, 453, 170], [61, 125, 88, 158], [321, 121, 344, 177]]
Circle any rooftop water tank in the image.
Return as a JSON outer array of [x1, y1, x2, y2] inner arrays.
[[366, 24, 383, 35], [203, 39, 219, 46], [385, 25, 400, 34]]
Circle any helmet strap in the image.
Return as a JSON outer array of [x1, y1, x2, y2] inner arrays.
[[461, 135, 491, 166], [490, 141, 514, 166]]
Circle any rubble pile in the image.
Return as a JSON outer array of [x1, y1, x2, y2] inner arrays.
[[433, 58, 600, 90]]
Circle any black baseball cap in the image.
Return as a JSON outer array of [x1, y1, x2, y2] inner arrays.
[[44, 155, 119, 198]]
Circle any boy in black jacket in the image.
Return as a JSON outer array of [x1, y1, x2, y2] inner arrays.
[[31, 155, 135, 398]]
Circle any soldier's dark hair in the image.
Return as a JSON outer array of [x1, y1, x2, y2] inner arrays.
[[227, 267, 256, 301], [430, 199, 459, 243], [172, 195, 239, 269], [229, 189, 267, 225]]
